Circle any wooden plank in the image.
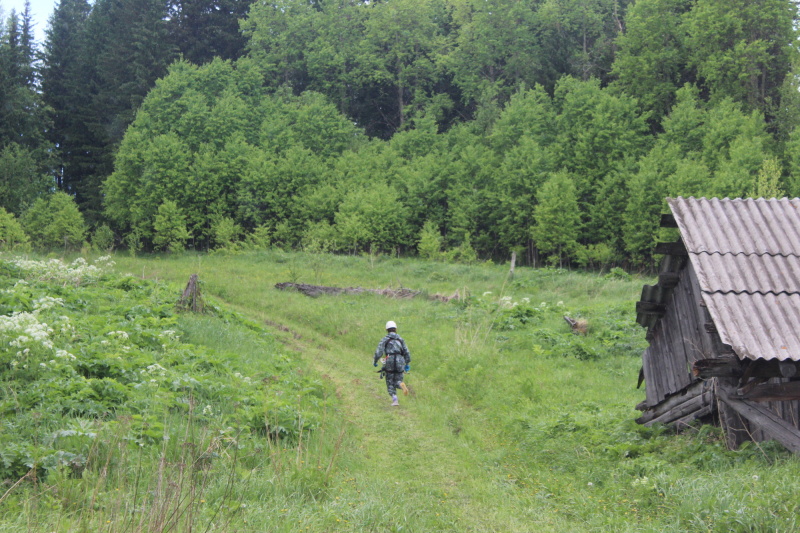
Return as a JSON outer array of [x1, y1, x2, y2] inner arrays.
[[716, 379, 752, 450], [646, 394, 709, 426], [672, 404, 714, 430], [639, 386, 713, 426], [637, 381, 707, 424], [659, 272, 681, 288], [663, 285, 693, 393], [644, 319, 670, 402], [655, 314, 679, 398], [741, 381, 800, 402], [636, 301, 666, 315], [685, 263, 715, 358], [718, 387, 800, 454], [693, 356, 743, 379], [670, 272, 701, 389], [694, 359, 800, 380]]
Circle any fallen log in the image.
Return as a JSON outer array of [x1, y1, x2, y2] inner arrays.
[[275, 282, 421, 299]]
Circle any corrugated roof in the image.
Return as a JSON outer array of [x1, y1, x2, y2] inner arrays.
[[668, 197, 800, 361], [702, 293, 800, 360], [691, 254, 800, 294], [670, 197, 800, 256]]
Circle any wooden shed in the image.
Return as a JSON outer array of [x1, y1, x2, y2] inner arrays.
[[635, 197, 800, 453]]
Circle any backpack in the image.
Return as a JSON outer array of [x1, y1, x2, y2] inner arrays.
[[383, 337, 406, 373]]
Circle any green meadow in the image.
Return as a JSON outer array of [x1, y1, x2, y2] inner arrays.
[[2, 251, 800, 532]]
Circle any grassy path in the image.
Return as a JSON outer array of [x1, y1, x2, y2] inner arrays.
[[225, 301, 573, 532]]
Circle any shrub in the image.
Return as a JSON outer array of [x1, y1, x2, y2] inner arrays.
[[0, 207, 31, 252], [604, 266, 632, 281], [153, 200, 190, 252], [418, 220, 443, 260], [212, 216, 242, 250], [446, 233, 478, 264], [243, 224, 272, 250], [21, 192, 86, 251], [91, 224, 115, 252]]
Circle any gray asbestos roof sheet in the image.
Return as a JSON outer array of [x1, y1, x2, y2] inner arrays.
[[668, 197, 800, 361]]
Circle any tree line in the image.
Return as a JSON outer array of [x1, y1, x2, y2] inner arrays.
[[1, 0, 799, 268]]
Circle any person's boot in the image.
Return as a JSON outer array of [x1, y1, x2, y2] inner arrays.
[[391, 395, 399, 406]]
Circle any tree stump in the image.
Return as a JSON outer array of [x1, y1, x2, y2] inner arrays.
[[178, 274, 204, 313]]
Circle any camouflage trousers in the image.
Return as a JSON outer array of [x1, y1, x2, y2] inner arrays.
[[384, 371, 405, 397]]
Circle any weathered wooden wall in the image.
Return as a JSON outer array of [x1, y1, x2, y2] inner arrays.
[[642, 261, 717, 407]]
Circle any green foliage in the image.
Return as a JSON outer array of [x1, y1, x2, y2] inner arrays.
[[211, 215, 242, 250], [445, 233, 479, 265], [20, 192, 87, 252], [74, 251, 800, 532], [532, 172, 581, 267], [152, 200, 190, 252], [417, 219, 443, 260], [334, 181, 411, 254], [611, 0, 692, 121], [91, 223, 115, 252], [104, 60, 362, 249], [0, 207, 30, 252], [0, 143, 49, 216], [750, 157, 785, 199], [244, 224, 272, 250]]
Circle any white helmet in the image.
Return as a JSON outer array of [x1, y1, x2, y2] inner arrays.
[[385, 320, 397, 330]]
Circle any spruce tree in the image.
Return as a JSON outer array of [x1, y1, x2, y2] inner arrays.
[[41, 0, 93, 192], [0, 3, 52, 214]]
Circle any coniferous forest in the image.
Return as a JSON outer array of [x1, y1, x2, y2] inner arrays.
[[1, 0, 799, 268]]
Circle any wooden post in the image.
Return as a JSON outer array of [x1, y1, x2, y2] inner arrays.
[[715, 378, 750, 450], [509, 252, 516, 279]]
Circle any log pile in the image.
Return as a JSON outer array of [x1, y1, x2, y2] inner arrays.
[[275, 282, 420, 299]]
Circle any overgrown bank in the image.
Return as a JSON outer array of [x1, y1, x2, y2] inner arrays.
[[0, 255, 334, 531]]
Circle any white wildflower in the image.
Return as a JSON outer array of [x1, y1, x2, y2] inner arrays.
[[33, 296, 65, 311], [499, 296, 514, 308], [55, 349, 76, 360], [144, 363, 167, 376]]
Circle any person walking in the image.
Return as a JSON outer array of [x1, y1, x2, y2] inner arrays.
[[373, 320, 411, 406]]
